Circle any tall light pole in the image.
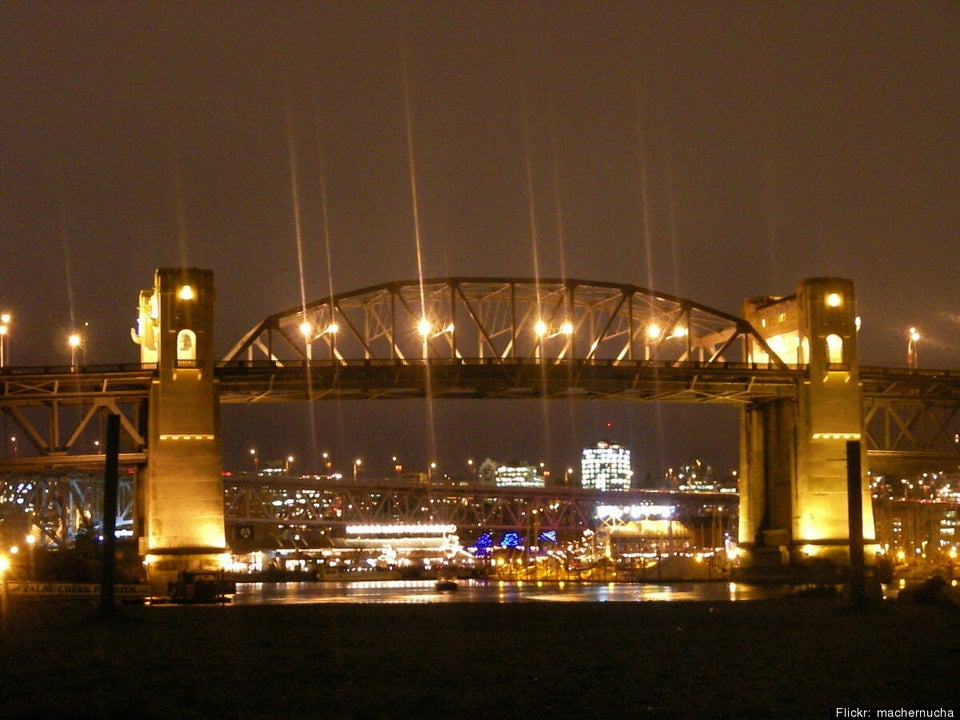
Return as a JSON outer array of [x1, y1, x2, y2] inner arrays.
[[68, 332, 82, 371], [300, 321, 313, 361], [353, 457, 362, 482], [0, 312, 10, 367], [907, 327, 920, 369]]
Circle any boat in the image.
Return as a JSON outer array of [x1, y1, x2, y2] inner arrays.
[[435, 578, 459, 591]]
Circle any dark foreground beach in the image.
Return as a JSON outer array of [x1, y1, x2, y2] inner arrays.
[[1, 595, 958, 719]]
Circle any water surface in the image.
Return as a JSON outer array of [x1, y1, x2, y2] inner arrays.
[[232, 579, 794, 605]]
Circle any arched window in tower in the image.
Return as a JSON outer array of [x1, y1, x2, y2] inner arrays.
[[799, 336, 810, 365], [177, 329, 197, 362], [825, 333, 843, 365]]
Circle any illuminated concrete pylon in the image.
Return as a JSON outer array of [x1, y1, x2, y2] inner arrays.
[[739, 278, 877, 570], [132, 268, 225, 586]]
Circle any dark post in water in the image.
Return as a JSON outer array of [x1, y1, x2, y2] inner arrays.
[[846, 439, 867, 604], [99, 412, 120, 617]]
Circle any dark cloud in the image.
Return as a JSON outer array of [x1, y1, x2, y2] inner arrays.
[[1, 2, 956, 476]]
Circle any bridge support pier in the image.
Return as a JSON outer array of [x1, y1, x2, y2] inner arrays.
[[133, 269, 226, 592], [737, 278, 877, 579]]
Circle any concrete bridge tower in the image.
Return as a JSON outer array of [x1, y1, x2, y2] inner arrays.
[[738, 277, 877, 572], [132, 268, 226, 586]]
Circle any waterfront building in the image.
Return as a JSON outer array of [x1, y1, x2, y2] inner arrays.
[[581, 441, 632, 491]]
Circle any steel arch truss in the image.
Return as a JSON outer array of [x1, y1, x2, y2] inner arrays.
[[225, 278, 785, 368]]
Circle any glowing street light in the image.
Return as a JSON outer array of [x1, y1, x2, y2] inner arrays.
[[907, 327, 920, 369], [299, 321, 313, 360], [249, 447, 258, 473], [353, 457, 362, 482], [68, 332, 83, 370]]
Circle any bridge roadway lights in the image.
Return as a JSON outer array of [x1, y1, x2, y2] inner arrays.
[[736, 278, 880, 581], [134, 269, 227, 592]]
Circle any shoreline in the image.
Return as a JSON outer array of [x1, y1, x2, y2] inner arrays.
[[1, 596, 958, 718]]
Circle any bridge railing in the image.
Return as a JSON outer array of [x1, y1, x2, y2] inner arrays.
[[0, 362, 158, 376], [213, 357, 806, 372]]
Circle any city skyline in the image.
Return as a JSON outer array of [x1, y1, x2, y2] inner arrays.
[[1, 3, 956, 479]]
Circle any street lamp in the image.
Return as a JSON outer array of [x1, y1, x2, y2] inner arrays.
[[907, 327, 920, 369], [249, 447, 258, 473], [353, 457, 362, 482], [0, 312, 10, 367], [68, 332, 82, 370], [285, 455, 295, 474], [300, 321, 313, 360]]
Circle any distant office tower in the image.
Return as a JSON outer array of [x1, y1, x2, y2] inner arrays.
[[495, 462, 546, 488], [581, 441, 632, 491]]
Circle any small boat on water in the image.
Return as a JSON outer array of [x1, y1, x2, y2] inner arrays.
[[435, 579, 459, 591]]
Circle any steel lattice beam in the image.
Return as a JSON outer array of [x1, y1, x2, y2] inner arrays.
[[223, 278, 785, 369]]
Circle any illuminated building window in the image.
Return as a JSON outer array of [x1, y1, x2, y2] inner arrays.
[[581, 441, 632, 491], [826, 333, 843, 364], [495, 464, 545, 488], [177, 329, 197, 361]]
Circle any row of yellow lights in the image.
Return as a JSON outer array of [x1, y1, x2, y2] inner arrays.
[[297, 317, 685, 341]]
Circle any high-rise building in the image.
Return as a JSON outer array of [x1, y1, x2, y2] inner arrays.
[[581, 441, 632, 491]]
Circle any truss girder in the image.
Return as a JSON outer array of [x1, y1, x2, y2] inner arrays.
[[0, 367, 150, 465], [861, 368, 960, 460], [221, 477, 731, 535], [223, 278, 781, 369]]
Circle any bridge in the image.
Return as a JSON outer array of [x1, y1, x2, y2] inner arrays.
[[1, 271, 959, 585]]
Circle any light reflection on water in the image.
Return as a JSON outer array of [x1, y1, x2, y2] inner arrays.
[[231, 580, 792, 605]]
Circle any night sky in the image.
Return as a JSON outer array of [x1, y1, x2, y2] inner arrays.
[[1, 2, 957, 480]]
